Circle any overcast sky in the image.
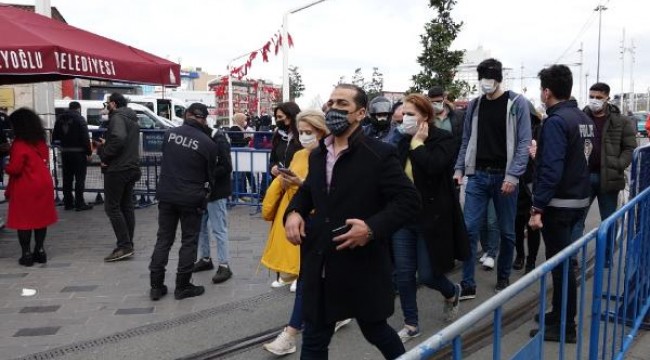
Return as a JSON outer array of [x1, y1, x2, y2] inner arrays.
[[12, 0, 650, 109]]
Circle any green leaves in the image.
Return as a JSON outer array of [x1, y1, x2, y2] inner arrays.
[[411, 0, 469, 99], [289, 65, 306, 101]]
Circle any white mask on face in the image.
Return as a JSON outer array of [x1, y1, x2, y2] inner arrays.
[[299, 133, 317, 148], [432, 102, 445, 114], [588, 98, 605, 113], [400, 115, 418, 135], [480, 79, 497, 94]]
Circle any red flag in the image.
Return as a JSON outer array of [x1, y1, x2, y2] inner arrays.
[[249, 51, 257, 61], [287, 33, 294, 47]]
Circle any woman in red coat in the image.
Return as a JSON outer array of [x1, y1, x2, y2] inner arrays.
[[5, 108, 58, 266]]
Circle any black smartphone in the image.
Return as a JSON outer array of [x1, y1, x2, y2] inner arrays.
[[277, 167, 296, 176], [332, 224, 352, 238]]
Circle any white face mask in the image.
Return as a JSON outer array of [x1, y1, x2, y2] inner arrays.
[[299, 133, 317, 148], [432, 102, 445, 114], [480, 79, 497, 94], [588, 98, 605, 113], [400, 115, 418, 135]]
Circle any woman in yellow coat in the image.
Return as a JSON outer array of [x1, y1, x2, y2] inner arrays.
[[261, 110, 329, 290]]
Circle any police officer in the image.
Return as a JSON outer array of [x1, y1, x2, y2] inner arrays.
[[52, 101, 93, 211], [149, 103, 218, 301], [363, 96, 394, 142]]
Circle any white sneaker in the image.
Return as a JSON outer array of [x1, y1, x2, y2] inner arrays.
[[289, 279, 297, 292], [482, 256, 495, 270], [263, 328, 297, 355], [334, 318, 352, 332], [271, 278, 292, 288], [478, 253, 488, 264], [443, 284, 461, 322], [397, 325, 421, 343]]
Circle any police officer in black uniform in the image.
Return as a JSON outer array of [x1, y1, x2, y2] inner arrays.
[[149, 103, 218, 301]]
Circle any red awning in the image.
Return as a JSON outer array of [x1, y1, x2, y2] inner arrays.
[[0, 5, 180, 86]]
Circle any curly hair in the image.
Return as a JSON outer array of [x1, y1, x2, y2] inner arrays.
[[8, 108, 46, 144]]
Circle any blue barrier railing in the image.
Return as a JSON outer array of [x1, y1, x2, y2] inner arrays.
[[400, 143, 650, 360]]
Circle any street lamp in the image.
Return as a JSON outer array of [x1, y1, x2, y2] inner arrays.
[[595, 4, 608, 82], [282, 0, 328, 102]]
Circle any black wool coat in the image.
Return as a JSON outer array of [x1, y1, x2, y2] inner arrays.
[[396, 125, 470, 276], [286, 128, 421, 324]]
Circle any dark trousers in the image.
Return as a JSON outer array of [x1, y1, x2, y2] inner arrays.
[[104, 169, 140, 250], [149, 201, 202, 287], [541, 207, 585, 325], [302, 319, 404, 359], [61, 152, 88, 208], [515, 210, 540, 263]]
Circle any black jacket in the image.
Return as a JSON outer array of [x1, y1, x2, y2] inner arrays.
[[533, 100, 594, 211], [209, 129, 232, 200], [447, 105, 465, 150], [285, 128, 420, 324], [157, 120, 218, 208], [396, 126, 469, 276], [98, 107, 140, 173], [270, 132, 301, 168], [52, 110, 91, 155]]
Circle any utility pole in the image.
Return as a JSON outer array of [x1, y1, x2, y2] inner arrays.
[[578, 43, 584, 106], [595, 4, 608, 82], [585, 72, 590, 104], [620, 28, 625, 114], [629, 39, 636, 112], [520, 63, 524, 94]]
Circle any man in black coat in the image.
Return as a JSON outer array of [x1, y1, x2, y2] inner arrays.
[[52, 101, 93, 211], [285, 84, 420, 359]]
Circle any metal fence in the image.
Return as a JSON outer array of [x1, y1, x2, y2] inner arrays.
[[399, 142, 650, 360], [1, 129, 275, 211]]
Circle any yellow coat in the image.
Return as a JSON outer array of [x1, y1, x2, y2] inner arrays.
[[260, 149, 309, 275]]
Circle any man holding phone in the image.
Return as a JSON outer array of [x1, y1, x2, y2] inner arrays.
[[284, 84, 420, 359]]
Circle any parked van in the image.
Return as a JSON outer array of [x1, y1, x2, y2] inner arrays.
[[54, 100, 173, 130], [102, 94, 186, 126]]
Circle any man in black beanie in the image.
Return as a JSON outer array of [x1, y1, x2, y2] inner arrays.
[[453, 58, 532, 298]]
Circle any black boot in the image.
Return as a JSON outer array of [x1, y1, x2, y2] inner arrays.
[[174, 273, 204, 300], [150, 273, 167, 301], [18, 230, 33, 267], [33, 228, 47, 264]]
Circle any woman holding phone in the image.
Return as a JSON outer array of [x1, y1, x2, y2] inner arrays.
[[261, 110, 350, 355]]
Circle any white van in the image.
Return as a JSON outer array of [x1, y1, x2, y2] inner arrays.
[[102, 94, 186, 126], [54, 100, 174, 130]]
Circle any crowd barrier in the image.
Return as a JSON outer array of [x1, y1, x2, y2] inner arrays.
[[400, 142, 650, 360], [0, 129, 275, 211]]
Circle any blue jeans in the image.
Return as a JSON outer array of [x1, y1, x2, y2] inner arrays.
[[288, 276, 304, 330], [462, 171, 519, 288], [479, 199, 500, 258], [392, 224, 455, 328], [570, 172, 619, 242], [197, 198, 229, 265]]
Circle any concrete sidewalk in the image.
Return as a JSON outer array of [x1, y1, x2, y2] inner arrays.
[[0, 202, 276, 359]]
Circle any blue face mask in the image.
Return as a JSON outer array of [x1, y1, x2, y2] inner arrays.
[[325, 109, 351, 136]]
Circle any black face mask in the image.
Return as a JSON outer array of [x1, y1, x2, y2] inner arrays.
[[276, 121, 289, 131], [325, 109, 352, 136], [370, 115, 390, 131]]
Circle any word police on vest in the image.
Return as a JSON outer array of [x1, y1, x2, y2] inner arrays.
[[168, 133, 199, 150]]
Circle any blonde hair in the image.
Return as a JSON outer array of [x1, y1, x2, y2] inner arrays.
[[233, 112, 247, 125], [297, 109, 329, 137]]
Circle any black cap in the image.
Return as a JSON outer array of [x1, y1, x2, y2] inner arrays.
[[186, 103, 209, 119], [427, 86, 444, 98]]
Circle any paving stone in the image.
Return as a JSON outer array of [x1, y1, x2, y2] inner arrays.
[[61, 285, 98, 293], [13, 326, 61, 337], [0, 273, 28, 279], [115, 307, 154, 315], [42, 262, 72, 268], [19, 305, 61, 313]]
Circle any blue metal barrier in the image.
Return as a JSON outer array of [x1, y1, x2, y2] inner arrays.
[[400, 143, 650, 360]]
